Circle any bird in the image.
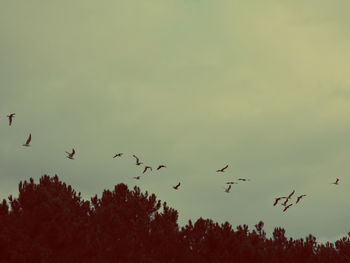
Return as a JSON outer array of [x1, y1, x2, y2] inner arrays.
[[216, 165, 229, 172], [238, 178, 250, 182], [132, 155, 143, 166], [22, 134, 31, 147], [143, 166, 152, 174], [283, 204, 293, 212], [332, 178, 340, 185], [273, 197, 286, 206], [156, 165, 166, 170], [296, 194, 306, 204], [226, 182, 237, 184], [287, 190, 295, 199], [7, 113, 15, 126], [133, 176, 141, 180], [65, 149, 75, 160], [224, 185, 232, 193], [173, 182, 181, 190], [113, 153, 123, 158]]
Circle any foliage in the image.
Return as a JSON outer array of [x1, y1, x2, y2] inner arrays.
[[0, 175, 349, 262]]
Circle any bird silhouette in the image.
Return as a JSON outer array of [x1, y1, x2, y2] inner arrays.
[[287, 190, 295, 199], [296, 194, 307, 204], [226, 182, 237, 184], [7, 113, 15, 126], [113, 153, 123, 158], [216, 165, 229, 172], [273, 197, 286, 206], [224, 185, 232, 193], [238, 178, 250, 182], [283, 204, 293, 212], [156, 165, 166, 170], [143, 166, 152, 174], [332, 178, 340, 185], [133, 155, 143, 166], [66, 149, 75, 160], [133, 176, 141, 180], [173, 182, 181, 190], [22, 134, 31, 147]]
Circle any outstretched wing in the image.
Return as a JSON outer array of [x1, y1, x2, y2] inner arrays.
[[288, 190, 295, 199], [26, 134, 31, 144]]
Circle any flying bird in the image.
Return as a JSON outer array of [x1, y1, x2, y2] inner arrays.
[[113, 153, 123, 158], [224, 185, 232, 193], [226, 182, 237, 185], [173, 182, 181, 190], [66, 149, 75, 160], [156, 165, 166, 170], [296, 194, 307, 204], [133, 176, 141, 180], [216, 165, 229, 173], [7, 113, 15, 126], [283, 204, 293, 212], [273, 197, 286, 206], [238, 178, 250, 182], [132, 155, 143, 166], [22, 134, 31, 147], [332, 178, 340, 185], [143, 166, 152, 174], [287, 190, 295, 199]]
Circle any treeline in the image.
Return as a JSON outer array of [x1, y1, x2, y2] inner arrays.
[[0, 175, 349, 262]]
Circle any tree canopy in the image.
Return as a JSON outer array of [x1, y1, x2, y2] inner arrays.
[[0, 175, 349, 263]]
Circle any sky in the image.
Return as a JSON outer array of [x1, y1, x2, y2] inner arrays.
[[1, 0, 350, 243]]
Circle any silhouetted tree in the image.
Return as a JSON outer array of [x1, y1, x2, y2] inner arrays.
[[1, 175, 350, 263]]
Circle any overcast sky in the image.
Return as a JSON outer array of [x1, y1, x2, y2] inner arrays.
[[1, 0, 350, 243]]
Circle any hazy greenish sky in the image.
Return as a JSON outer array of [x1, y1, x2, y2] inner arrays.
[[1, 1, 350, 242]]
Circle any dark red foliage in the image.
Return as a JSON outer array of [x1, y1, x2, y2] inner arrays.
[[0, 175, 349, 263]]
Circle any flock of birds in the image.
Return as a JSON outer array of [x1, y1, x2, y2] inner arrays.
[[5, 113, 342, 212]]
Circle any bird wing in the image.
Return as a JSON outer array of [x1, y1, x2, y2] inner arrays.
[[26, 134, 31, 144], [72, 149, 75, 155], [288, 190, 295, 199]]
